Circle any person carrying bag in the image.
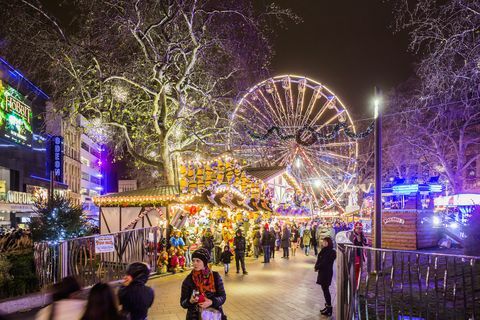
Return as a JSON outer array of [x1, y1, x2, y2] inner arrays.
[[180, 248, 227, 320]]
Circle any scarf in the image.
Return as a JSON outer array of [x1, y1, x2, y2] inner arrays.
[[192, 268, 216, 294]]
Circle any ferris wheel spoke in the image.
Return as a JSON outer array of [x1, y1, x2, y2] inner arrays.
[[235, 114, 271, 138], [316, 109, 346, 131], [295, 79, 306, 128], [242, 99, 277, 129], [301, 85, 322, 128], [270, 81, 291, 129], [258, 90, 285, 129]]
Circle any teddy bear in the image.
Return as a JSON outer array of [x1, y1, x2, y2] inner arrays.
[[168, 247, 179, 274], [157, 249, 169, 274], [177, 249, 186, 271]]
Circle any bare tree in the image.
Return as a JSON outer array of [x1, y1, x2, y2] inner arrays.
[[1, 0, 297, 184], [393, 0, 480, 193]]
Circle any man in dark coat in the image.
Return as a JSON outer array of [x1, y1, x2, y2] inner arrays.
[[233, 229, 248, 274], [314, 237, 336, 317], [119, 262, 155, 320], [261, 225, 271, 263], [281, 225, 291, 259]]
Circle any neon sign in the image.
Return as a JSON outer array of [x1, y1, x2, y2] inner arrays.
[[0, 80, 33, 147]]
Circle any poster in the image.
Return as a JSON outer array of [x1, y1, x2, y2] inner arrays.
[[94, 235, 115, 253]]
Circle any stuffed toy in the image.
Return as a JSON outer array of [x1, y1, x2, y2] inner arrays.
[[168, 247, 179, 273], [177, 249, 186, 271], [157, 249, 169, 274]]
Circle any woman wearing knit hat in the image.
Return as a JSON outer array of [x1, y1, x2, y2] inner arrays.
[[180, 248, 227, 320]]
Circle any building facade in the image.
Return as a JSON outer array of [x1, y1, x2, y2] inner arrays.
[[0, 58, 68, 228], [79, 115, 104, 219], [118, 179, 137, 193]]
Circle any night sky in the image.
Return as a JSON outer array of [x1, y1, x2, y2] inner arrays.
[[269, 0, 416, 119]]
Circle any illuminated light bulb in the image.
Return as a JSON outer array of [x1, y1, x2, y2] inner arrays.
[[338, 113, 346, 123], [265, 82, 274, 94], [298, 78, 307, 92], [282, 77, 290, 89], [450, 222, 459, 229]]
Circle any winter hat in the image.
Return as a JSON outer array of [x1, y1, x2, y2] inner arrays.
[[126, 262, 150, 283], [192, 248, 210, 266], [354, 222, 363, 228]]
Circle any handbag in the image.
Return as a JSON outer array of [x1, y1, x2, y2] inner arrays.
[[200, 308, 222, 320]]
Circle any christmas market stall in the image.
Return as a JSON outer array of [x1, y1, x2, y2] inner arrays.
[[94, 186, 195, 234], [366, 181, 444, 250]]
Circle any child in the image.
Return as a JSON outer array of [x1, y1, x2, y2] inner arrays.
[[219, 245, 233, 275], [157, 250, 169, 274]]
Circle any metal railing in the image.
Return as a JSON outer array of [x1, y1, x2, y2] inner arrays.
[[34, 227, 162, 288], [336, 234, 480, 320]]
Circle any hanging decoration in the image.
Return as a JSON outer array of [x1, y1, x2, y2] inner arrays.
[[247, 121, 374, 146]]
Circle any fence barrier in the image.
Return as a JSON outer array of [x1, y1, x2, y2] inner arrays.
[[34, 227, 162, 288], [336, 231, 480, 320]]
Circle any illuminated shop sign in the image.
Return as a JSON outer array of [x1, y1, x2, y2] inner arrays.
[[48, 136, 64, 182], [0, 80, 33, 147], [0, 191, 33, 204]]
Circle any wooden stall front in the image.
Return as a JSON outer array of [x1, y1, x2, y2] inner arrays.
[[372, 209, 439, 250]]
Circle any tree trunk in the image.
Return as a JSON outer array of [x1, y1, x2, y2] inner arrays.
[[161, 147, 175, 185]]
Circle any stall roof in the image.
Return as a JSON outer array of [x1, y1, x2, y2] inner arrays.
[[244, 166, 286, 181], [94, 185, 189, 207], [104, 185, 180, 198]]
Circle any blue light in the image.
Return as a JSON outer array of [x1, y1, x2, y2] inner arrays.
[[392, 184, 419, 194], [429, 184, 442, 192], [0, 57, 49, 99]]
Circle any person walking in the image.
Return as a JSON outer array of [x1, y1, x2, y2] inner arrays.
[[81, 283, 125, 320], [303, 227, 312, 256], [274, 225, 281, 251], [290, 226, 300, 257], [349, 222, 368, 288], [311, 225, 319, 256], [118, 262, 155, 320], [201, 229, 214, 259], [180, 248, 227, 320], [314, 237, 337, 317], [252, 227, 261, 259], [281, 225, 291, 259], [35, 276, 85, 320], [261, 225, 271, 263], [233, 229, 248, 274], [183, 230, 193, 267], [220, 245, 233, 275], [213, 228, 223, 265], [269, 227, 276, 259]]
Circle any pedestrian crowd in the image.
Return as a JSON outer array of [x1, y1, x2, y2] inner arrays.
[[34, 218, 364, 319]]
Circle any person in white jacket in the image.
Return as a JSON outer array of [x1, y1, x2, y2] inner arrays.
[[35, 277, 86, 320]]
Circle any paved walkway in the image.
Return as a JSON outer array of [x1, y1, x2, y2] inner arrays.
[[148, 251, 336, 320]]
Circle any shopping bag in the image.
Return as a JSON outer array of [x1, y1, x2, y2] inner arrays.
[[200, 308, 222, 320]]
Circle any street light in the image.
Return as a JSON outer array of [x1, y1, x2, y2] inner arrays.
[[373, 87, 383, 255]]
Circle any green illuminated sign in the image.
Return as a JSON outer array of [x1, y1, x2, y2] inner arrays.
[[0, 80, 33, 147]]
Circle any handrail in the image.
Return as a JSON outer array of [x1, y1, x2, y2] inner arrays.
[[344, 244, 480, 260]]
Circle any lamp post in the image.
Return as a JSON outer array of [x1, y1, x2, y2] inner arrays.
[[373, 87, 382, 253]]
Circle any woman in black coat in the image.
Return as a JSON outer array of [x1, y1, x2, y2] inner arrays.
[[180, 248, 227, 320], [314, 236, 336, 317]]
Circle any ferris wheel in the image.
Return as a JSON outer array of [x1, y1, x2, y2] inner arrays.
[[229, 75, 359, 211]]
